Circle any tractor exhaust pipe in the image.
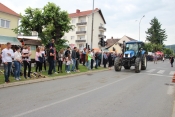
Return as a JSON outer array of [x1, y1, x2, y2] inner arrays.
[[123, 41, 125, 55]]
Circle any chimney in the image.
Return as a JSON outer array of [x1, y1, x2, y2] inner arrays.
[[76, 9, 80, 13]]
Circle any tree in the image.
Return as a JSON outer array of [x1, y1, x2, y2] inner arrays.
[[163, 48, 173, 55], [144, 43, 163, 52], [13, 2, 73, 50], [145, 17, 167, 45]]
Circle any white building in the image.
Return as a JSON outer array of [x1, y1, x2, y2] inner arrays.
[[63, 8, 106, 50]]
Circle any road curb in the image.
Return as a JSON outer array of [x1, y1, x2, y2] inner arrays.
[[0, 69, 108, 89]]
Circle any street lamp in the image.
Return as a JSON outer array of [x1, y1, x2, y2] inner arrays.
[[139, 15, 145, 41], [91, 0, 94, 49]]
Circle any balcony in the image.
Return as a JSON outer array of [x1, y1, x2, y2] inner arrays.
[[76, 31, 86, 35], [99, 26, 106, 31], [75, 39, 86, 43], [76, 22, 87, 26], [99, 34, 106, 38]]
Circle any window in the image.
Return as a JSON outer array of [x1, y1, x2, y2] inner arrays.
[[79, 17, 86, 23], [79, 44, 84, 49], [72, 19, 75, 24], [71, 36, 74, 40], [79, 35, 85, 40], [72, 27, 75, 31], [0, 19, 10, 28], [79, 27, 85, 31], [6, 21, 10, 28], [30, 45, 36, 51]]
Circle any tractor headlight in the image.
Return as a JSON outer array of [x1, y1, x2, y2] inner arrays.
[[128, 54, 130, 58]]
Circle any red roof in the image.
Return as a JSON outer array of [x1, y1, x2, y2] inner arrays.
[[69, 8, 106, 24], [69, 8, 98, 18], [0, 3, 20, 17]]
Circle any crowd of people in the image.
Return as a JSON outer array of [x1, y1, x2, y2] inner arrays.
[[0, 40, 119, 83], [1, 40, 174, 84]]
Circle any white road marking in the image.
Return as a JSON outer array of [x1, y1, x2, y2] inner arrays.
[[140, 73, 172, 77], [157, 70, 165, 74], [13, 74, 135, 117], [146, 69, 156, 73], [170, 71, 175, 75], [167, 85, 174, 95]]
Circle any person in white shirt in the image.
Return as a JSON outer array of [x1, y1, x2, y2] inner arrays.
[[14, 46, 22, 81], [2, 42, 14, 83]]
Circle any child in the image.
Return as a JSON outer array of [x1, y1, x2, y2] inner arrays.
[[66, 54, 71, 73]]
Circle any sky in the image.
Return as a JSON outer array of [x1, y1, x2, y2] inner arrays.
[[1, 0, 175, 45]]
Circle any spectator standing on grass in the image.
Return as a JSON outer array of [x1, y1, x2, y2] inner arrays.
[[76, 49, 80, 72], [35, 47, 42, 72], [103, 52, 108, 68], [95, 52, 99, 69], [65, 47, 71, 57], [82, 48, 86, 66], [65, 47, 71, 71], [41, 46, 46, 71], [53, 47, 58, 74], [2, 42, 14, 83], [170, 56, 174, 67], [87, 50, 92, 70], [58, 49, 64, 73], [98, 52, 102, 67], [91, 49, 95, 69], [22, 46, 30, 79], [71, 47, 77, 72], [48, 46, 55, 75], [14, 46, 22, 81], [66, 54, 71, 73]]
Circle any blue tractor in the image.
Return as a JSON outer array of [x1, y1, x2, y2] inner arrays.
[[114, 41, 147, 73]]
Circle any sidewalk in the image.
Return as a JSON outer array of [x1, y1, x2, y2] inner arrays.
[[0, 69, 108, 89]]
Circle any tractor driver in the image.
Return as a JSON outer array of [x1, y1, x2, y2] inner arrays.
[[132, 43, 138, 52]]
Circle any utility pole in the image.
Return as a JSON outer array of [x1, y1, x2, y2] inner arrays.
[[139, 15, 145, 41], [91, 0, 94, 49]]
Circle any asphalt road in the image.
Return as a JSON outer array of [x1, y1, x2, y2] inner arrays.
[[0, 60, 175, 117]]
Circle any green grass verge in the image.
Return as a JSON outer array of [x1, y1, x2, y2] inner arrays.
[[0, 64, 105, 85]]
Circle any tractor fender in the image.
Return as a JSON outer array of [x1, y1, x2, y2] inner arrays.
[[141, 50, 146, 55]]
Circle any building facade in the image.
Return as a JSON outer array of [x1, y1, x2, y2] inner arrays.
[[106, 36, 137, 54], [0, 3, 21, 48], [63, 8, 106, 50]]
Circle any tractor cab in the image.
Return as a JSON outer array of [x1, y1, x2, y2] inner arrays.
[[124, 41, 144, 58]]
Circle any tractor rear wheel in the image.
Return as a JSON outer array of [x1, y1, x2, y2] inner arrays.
[[114, 57, 122, 71], [135, 58, 141, 73], [124, 66, 131, 69], [141, 54, 147, 70]]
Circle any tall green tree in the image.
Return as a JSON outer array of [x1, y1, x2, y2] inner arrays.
[[13, 2, 72, 50], [145, 17, 167, 45]]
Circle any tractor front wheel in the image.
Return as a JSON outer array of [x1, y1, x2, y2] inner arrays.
[[135, 58, 141, 73], [114, 57, 122, 71], [141, 54, 147, 70]]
